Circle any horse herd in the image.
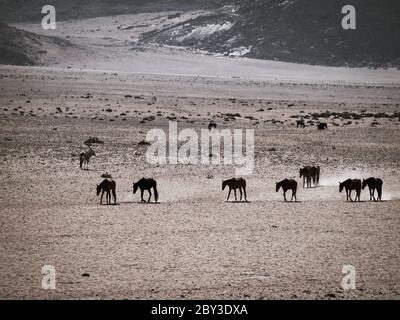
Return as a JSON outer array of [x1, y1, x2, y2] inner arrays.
[[95, 166, 384, 205]]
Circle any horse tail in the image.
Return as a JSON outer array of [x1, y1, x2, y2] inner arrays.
[[154, 183, 158, 202]]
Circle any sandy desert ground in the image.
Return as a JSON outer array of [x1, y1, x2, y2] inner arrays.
[[0, 13, 400, 299]]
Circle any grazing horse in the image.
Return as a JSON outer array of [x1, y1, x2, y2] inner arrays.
[[296, 119, 305, 128], [80, 145, 96, 170], [276, 179, 297, 202], [96, 179, 117, 205], [299, 166, 320, 188], [222, 178, 248, 202], [133, 178, 159, 203], [317, 123, 328, 130], [208, 122, 217, 131], [339, 179, 361, 202], [362, 177, 383, 201]]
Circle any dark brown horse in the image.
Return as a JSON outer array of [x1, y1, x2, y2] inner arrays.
[[133, 178, 159, 203], [222, 178, 248, 202], [80, 145, 96, 170], [339, 179, 361, 202], [299, 166, 320, 188], [276, 179, 297, 202], [362, 177, 383, 201], [296, 119, 305, 128], [96, 179, 117, 205], [317, 123, 328, 130]]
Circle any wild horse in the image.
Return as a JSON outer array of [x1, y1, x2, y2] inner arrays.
[[276, 179, 298, 202], [339, 179, 361, 202], [222, 178, 248, 202], [96, 179, 117, 205], [133, 178, 159, 203], [362, 177, 383, 201]]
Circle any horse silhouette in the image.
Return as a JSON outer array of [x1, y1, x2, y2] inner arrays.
[[133, 178, 159, 203], [96, 179, 116, 205], [80, 145, 96, 170], [299, 166, 320, 188], [339, 179, 361, 202], [296, 119, 305, 128], [362, 177, 383, 201], [276, 179, 297, 202], [317, 123, 328, 130], [222, 178, 248, 202]]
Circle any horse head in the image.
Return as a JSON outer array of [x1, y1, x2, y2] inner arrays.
[[133, 182, 138, 194], [96, 184, 101, 196], [362, 179, 367, 190], [276, 182, 280, 192], [222, 180, 227, 190], [299, 168, 303, 178], [339, 182, 344, 193]]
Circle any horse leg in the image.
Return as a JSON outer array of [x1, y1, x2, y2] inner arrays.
[[227, 188, 231, 202], [243, 186, 248, 202], [346, 189, 349, 201], [107, 191, 111, 205], [239, 188, 243, 202], [349, 190, 353, 202], [100, 190, 104, 205], [372, 188, 377, 202], [140, 189, 145, 203], [148, 189, 152, 203], [283, 190, 287, 202], [292, 189, 297, 202], [234, 189, 237, 202]]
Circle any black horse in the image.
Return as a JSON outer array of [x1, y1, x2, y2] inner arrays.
[[299, 166, 320, 188], [222, 178, 248, 202], [296, 119, 305, 128], [339, 179, 361, 202], [96, 179, 117, 205], [318, 123, 328, 130], [276, 179, 297, 202], [133, 178, 159, 203], [362, 177, 383, 201]]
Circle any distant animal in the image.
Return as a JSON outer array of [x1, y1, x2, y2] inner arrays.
[[80, 145, 96, 170], [133, 178, 159, 203], [96, 179, 117, 205], [296, 119, 305, 128], [222, 178, 248, 202], [362, 177, 383, 201], [299, 166, 320, 188], [339, 179, 361, 202], [276, 179, 297, 202], [208, 122, 217, 130], [317, 123, 328, 130]]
